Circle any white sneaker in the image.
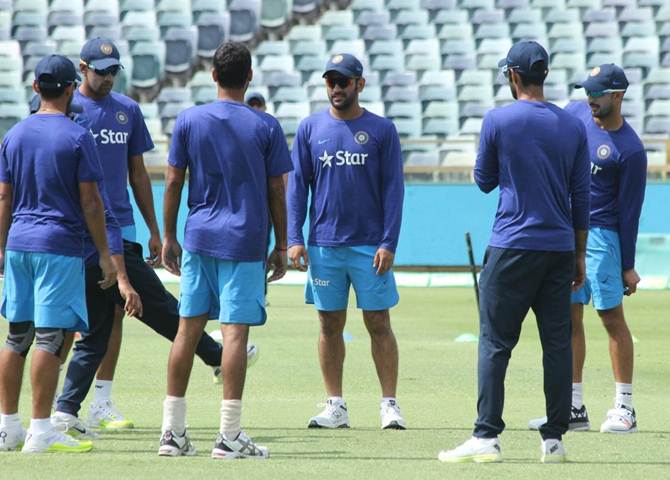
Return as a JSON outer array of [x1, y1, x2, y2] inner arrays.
[[158, 429, 197, 457], [212, 343, 260, 385], [380, 400, 407, 430], [88, 399, 134, 430], [541, 439, 567, 463], [0, 423, 26, 451], [600, 405, 637, 434], [308, 399, 350, 429], [438, 437, 502, 463], [22, 429, 93, 453], [528, 405, 591, 432], [211, 431, 268, 460], [51, 412, 98, 439]]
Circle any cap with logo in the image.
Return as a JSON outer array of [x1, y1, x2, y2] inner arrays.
[[322, 53, 364, 78], [574, 64, 629, 93], [34, 54, 81, 89], [245, 91, 266, 105], [80, 37, 122, 70], [498, 40, 549, 77]]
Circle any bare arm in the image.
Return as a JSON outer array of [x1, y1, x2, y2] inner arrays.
[[128, 154, 162, 265], [0, 182, 12, 274], [573, 229, 588, 291], [161, 165, 185, 275], [267, 175, 288, 282], [111, 254, 142, 318], [80, 180, 116, 288]]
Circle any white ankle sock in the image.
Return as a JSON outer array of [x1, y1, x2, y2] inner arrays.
[[1, 413, 21, 427], [328, 396, 344, 405], [94, 380, 113, 403], [615, 383, 633, 409], [162, 396, 186, 435], [572, 383, 584, 408], [220, 399, 242, 440], [30, 418, 52, 435], [381, 397, 397, 407]]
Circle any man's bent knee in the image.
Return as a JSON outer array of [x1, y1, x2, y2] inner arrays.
[[5, 322, 35, 357]]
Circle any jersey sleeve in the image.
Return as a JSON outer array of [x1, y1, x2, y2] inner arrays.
[[474, 112, 499, 193], [77, 131, 104, 182], [0, 139, 11, 184], [570, 122, 591, 231], [617, 150, 647, 270], [128, 103, 155, 156], [265, 117, 293, 177], [379, 121, 404, 253], [168, 113, 189, 170], [287, 120, 313, 247]]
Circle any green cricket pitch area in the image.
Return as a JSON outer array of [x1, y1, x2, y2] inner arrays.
[[1, 286, 668, 480]]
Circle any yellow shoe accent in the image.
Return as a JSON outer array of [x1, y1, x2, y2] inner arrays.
[[99, 419, 134, 430], [46, 439, 93, 453]]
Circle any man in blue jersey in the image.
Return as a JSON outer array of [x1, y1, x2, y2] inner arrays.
[[0, 55, 117, 453], [529, 64, 646, 435], [51, 38, 244, 436], [287, 54, 406, 430], [159, 42, 291, 459], [438, 41, 591, 463]]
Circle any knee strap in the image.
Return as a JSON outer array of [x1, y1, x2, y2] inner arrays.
[[5, 322, 35, 357], [34, 328, 65, 356]]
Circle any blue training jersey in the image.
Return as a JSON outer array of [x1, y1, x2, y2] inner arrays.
[[565, 101, 647, 270], [288, 109, 404, 253]]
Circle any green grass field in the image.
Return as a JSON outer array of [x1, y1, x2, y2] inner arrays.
[[1, 286, 669, 479]]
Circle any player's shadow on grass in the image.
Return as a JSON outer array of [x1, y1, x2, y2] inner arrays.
[[272, 453, 432, 461]]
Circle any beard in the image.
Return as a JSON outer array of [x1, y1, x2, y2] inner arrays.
[[329, 92, 355, 110]]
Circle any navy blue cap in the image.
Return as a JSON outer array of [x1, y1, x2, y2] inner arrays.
[[322, 53, 363, 78], [575, 64, 629, 93], [245, 91, 266, 105], [34, 54, 80, 88], [498, 41, 549, 76], [29, 94, 83, 114], [80, 37, 122, 70]]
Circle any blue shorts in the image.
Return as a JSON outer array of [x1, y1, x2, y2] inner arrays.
[[571, 227, 625, 310], [178, 250, 266, 325], [305, 246, 399, 311], [121, 224, 137, 242], [1, 250, 88, 331]]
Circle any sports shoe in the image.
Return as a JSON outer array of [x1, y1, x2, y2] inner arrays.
[[213, 343, 260, 385], [541, 439, 567, 463], [51, 412, 98, 439], [380, 400, 407, 430], [308, 399, 350, 429], [528, 405, 591, 432], [0, 423, 26, 451], [211, 431, 268, 460], [88, 399, 134, 430], [22, 429, 93, 453], [600, 405, 637, 434], [438, 437, 502, 463], [158, 429, 196, 457]]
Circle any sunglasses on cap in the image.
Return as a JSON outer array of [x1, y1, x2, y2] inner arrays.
[[502, 64, 520, 78], [325, 76, 357, 89], [585, 89, 626, 98], [88, 64, 120, 77]]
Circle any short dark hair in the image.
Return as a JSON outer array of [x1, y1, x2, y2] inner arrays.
[[213, 42, 251, 90], [38, 75, 68, 99], [518, 61, 547, 87]]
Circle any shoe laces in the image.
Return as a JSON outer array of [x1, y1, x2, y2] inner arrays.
[[317, 401, 343, 416]]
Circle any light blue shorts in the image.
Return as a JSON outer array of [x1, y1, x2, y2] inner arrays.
[[178, 250, 266, 325], [1, 250, 88, 331], [121, 224, 137, 242], [305, 245, 399, 311], [571, 227, 625, 310]]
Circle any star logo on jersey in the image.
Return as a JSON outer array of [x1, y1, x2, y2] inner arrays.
[[354, 131, 369, 145], [597, 144, 611, 159], [319, 150, 333, 168], [89, 129, 99, 142], [116, 111, 128, 125]]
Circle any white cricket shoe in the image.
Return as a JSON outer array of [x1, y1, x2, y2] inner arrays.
[[158, 429, 197, 457], [211, 431, 268, 460], [22, 429, 92, 453], [308, 399, 350, 429], [0, 423, 26, 451], [213, 343, 260, 385], [541, 439, 567, 463], [600, 405, 637, 434], [528, 405, 591, 432], [88, 399, 134, 430], [51, 412, 98, 439], [380, 400, 407, 430], [438, 437, 502, 463]]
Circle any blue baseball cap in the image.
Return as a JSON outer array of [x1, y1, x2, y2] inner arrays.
[[498, 40, 549, 77], [322, 53, 363, 78], [34, 54, 80, 88], [80, 37, 122, 70], [245, 91, 266, 105], [575, 64, 629, 93]]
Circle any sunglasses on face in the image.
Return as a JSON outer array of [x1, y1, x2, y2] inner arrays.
[[585, 89, 626, 98], [89, 64, 120, 77], [325, 76, 356, 89]]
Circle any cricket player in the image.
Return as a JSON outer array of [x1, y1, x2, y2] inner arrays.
[[0, 55, 116, 453], [159, 42, 291, 459], [287, 53, 406, 430], [529, 64, 647, 434], [438, 41, 591, 463]]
